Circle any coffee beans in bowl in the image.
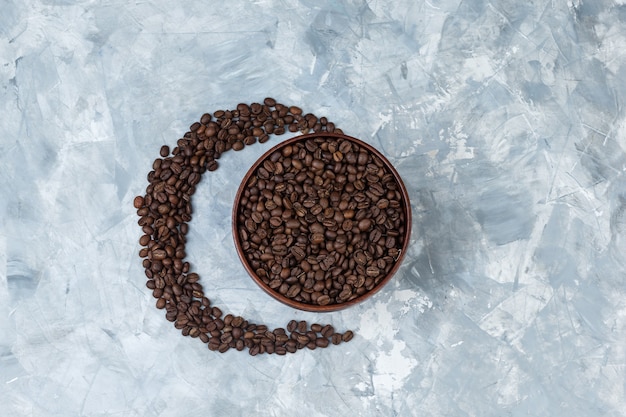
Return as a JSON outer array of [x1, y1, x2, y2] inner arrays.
[[233, 132, 411, 312]]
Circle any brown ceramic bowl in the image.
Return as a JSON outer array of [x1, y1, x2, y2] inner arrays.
[[232, 132, 411, 312]]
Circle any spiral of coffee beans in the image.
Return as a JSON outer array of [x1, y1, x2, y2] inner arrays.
[[135, 98, 354, 355]]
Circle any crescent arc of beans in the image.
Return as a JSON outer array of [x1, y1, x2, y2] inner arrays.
[[134, 98, 356, 355]]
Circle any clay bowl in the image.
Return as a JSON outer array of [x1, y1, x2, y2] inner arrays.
[[232, 132, 411, 312]]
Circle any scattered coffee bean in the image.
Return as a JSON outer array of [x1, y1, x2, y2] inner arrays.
[[136, 99, 355, 355], [342, 330, 354, 342], [133, 196, 144, 209]]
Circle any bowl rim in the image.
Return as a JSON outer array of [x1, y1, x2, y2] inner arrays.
[[231, 131, 412, 312]]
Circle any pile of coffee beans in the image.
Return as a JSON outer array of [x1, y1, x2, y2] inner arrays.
[[135, 98, 354, 355], [235, 135, 407, 308]]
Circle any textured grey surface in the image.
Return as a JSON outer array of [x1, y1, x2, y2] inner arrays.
[[2, 0, 626, 416]]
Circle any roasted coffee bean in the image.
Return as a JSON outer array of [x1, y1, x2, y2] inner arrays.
[[134, 196, 144, 209], [338, 287, 352, 301], [309, 233, 325, 245], [369, 228, 382, 243], [357, 218, 372, 232], [286, 284, 301, 298], [287, 319, 298, 333], [156, 298, 166, 309], [316, 337, 330, 348], [151, 249, 166, 260], [295, 320, 307, 333], [288, 105, 303, 115], [290, 246, 306, 260], [354, 250, 368, 266], [249, 344, 260, 356], [139, 235, 151, 246], [317, 294, 331, 305], [366, 266, 381, 277], [321, 325, 335, 338]]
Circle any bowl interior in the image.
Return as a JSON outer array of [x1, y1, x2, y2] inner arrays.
[[232, 132, 412, 312]]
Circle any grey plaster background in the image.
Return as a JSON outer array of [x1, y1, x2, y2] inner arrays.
[[1, 0, 625, 416]]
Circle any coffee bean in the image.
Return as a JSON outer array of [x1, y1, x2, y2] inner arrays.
[[316, 294, 330, 305], [290, 246, 306, 261], [286, 284, 301, 298], [366, 265, 381, 277], [357, 218, 372, 231], [353, 250, 368, 266], [288, 106, 303, 115], [309, 323, 322, 333], [208, 338, 220, 351], [309, 233, 325, 245], [151, 249, 166, 260], [139, 235, 151, 246], [369, 228, 383, 243], [272, 245, 288, 256], [134, 196, 144, 209], [321, 324, 335, 338], [315, 337, 330, 348], [297, 320, 308, 333], [287, 320, 298, 333], [338, 287, 352, 301]]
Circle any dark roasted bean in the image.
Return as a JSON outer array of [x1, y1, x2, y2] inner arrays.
[[317, 294, 331, 305], [316, 337, 330, 348], [287, 320, 298, 333]]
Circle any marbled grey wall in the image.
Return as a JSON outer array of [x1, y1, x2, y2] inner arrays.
[[1, 0, 625, 416]]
